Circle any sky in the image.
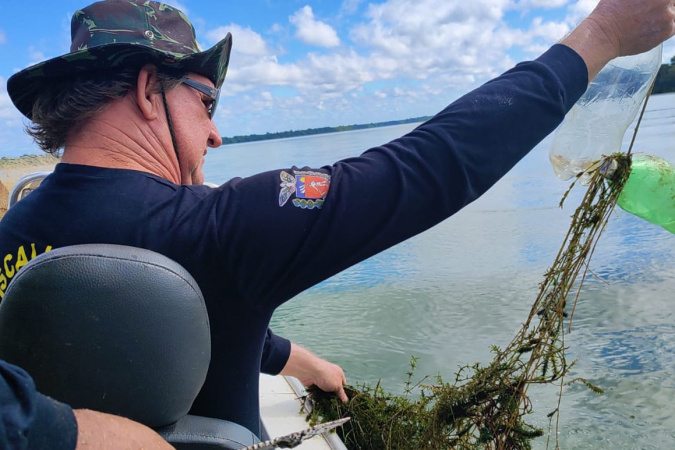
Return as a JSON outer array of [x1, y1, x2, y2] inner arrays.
[[1, 0, 674, 157]]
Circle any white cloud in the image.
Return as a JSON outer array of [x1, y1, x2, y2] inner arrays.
[[516, 0, 567, 9], [340, 0, 364, 15], [26, 47, 47, 68], [528, 17, 570, 40], [0, 77, 17, 120], [565, 0, 599, 25], [219, 0, 568, 134], [350, 0, 518, 79], [269, 23, 284, 34], [215, 0, 613, 136], [520, 16, 571, 56], [209, 0, 587, 122], [206, 24, 271, 56], [226, 57, 305, 93], [289, 6, 341, 48], [0, 77, 39, 157], [225, 46, 375, 100]]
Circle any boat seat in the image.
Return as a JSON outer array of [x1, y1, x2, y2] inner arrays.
[[7, 170, 52, 207], [0, 244, 258, 449]]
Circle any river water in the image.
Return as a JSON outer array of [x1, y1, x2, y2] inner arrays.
[[204, 92, 675, 449]]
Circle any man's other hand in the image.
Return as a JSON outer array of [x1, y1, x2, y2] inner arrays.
[[280, 342, 349, 403]]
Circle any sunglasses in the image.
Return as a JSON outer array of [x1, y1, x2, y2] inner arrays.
[[182, 78, 220, 119]]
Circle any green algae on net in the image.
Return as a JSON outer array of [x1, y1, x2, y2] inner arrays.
[[306, 153, 633, 450]]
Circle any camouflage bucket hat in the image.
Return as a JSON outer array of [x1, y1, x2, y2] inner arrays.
[[7, 0, 232, 119]]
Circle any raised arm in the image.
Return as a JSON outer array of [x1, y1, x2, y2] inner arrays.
[[561, 0, 675, 82], [215, 0, 675, 312]]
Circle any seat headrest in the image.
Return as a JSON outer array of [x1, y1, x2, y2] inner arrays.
[[0, 244, 211, 427]]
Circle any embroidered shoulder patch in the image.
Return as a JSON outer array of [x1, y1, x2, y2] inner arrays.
[[279, 170, 331, 209]]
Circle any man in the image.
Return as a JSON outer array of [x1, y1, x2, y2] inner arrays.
[[0, 359, 172, 449], [3, 0, 347, 436], [1, 0, 673, 439]]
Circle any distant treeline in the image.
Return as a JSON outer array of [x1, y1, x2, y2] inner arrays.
[[653, 56, 675, 94], [221, 116, 432, 145]]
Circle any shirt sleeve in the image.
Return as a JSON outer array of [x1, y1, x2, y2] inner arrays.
[[0, 359, 77, 450], [214, 44, 589, 310], [260, 328, 291, 375]]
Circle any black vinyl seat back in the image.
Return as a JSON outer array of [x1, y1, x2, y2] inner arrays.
[[0, 244, 211, 428]]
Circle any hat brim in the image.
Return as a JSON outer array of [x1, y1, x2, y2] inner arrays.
[[7, 33, 232, 120]]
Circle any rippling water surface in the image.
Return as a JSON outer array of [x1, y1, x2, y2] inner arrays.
[[205, 93, 675, 448]]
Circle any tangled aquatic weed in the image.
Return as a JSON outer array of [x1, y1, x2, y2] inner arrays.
[[306, 152, 633, 449], [307, 79, 657, 448]]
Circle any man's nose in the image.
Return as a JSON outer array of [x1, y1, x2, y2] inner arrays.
[[208, 121, 223, 148]]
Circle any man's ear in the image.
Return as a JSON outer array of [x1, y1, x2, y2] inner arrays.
[[136, 64, 160, 120]]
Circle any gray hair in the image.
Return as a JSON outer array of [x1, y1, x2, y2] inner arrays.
[[27, 67, 187, 153]]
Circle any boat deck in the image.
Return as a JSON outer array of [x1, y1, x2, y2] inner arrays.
[[259, 374, 347, 449]]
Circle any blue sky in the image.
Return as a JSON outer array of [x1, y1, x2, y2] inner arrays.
[[1, 0, 674, 157]]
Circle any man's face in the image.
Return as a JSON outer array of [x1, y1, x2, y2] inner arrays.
[[165, 73, 222, 185]]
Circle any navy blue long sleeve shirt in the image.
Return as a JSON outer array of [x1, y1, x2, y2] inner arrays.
[[0, 44, 588, 435], [0, 360, 76, 449]]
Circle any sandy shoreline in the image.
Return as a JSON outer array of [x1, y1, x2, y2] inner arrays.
[[0, 154, 59, 218]]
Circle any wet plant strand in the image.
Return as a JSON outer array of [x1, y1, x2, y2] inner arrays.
[[307, 85, 654, 449]]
